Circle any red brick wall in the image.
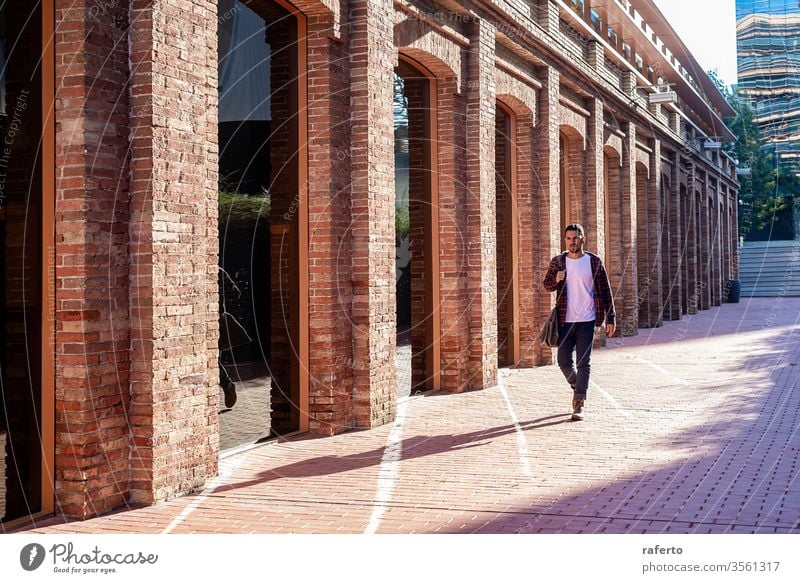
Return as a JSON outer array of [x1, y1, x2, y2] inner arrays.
[[465, 19, 498, 390], [533, 65, 562, 364], [127, 0, 218, 504], [54, 0, 132, 518], [41, 0, 743, 519], [604, 150, 625, 326], [305, 14, 355, 435], [619, 123, 639, 336]]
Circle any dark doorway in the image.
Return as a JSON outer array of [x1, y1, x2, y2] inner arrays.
[[217, 0, 305, 448], [393, 72, 412, 398], [1, 0, 48, 525], [394, 58, 440, 396], [495, 104, 519, 367]]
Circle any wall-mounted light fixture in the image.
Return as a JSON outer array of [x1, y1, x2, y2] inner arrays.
[[633, 83, 677, 106], [648, 91, 678, 105]]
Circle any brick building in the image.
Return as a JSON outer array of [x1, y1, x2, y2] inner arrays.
[[1, 0, 738, 527]]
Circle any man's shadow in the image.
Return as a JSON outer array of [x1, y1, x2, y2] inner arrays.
[[216, 414, 572, 493]]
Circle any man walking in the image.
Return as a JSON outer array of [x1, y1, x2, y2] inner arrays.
[[543, 224, 616, 421]]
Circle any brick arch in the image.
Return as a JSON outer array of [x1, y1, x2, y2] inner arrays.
[[252, 0, 332, 14], [559, 123, 584, 147], [395, 27, 462, 88], [495, 67, 536, 116], [496, 94, 533, 119], [604, 144, 622, 166], [635, 160, 650, 180], [604, 129, 623, 159]]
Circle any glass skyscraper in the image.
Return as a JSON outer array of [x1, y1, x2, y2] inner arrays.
[[736, 0, 800, 174]]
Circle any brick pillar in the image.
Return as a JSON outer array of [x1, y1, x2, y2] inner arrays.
[[732, 188, 740, 279], [686, 164, 700, 314], [721, 185, 731, 293], [648, 140, 663, 326], [52, 0, 133, 520], [465, 19, 497, 390], [348, 0, 396, 428], [635, 160, 651, 327], [711, 179, 723, 306], [586, 99, 605, 262], [620, 123, 639, 335], [680, 182, 690, 315], [533, 65, 561, 363], [305, 15, 354, 435], [668, 155, 683, 318], [605, 153, 626, 330], [659, 164, 672, 321], [699, 187, 711, 311], [587, 41, 604, 73], [128, 0, 219, 503], [537, 0, 560, 34]]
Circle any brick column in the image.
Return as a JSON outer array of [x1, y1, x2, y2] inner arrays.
[[620, 122, 639, 335], [668, 154, 683, 318], [711, 178, 723, 306], [465, 19, 497, 390], [51, 0, 132, 518], [348, 0, 396, 427], [647, 139, 663, 327], [586, 98, 606, 261], [532, 65, 561, 363], [686, 164, 700, 314], [537, 0, 560, 34], [699, 185, 711, 311], [305, 15, 356, 435], [721, 184, 731, 293], [128, 0, 219, 504], [732, 188, 740, 279]]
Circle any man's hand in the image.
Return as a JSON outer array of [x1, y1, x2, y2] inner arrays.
[[605, 323, 616, 337], [555, 270, 566, 283]]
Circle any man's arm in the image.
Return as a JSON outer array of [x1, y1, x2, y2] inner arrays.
[[543, 256, 562, 292]]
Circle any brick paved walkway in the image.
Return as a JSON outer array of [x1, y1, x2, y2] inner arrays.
[[19, 298, 800, 534]]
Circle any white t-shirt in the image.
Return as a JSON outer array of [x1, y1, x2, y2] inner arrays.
[[565, 254, 597, 323]]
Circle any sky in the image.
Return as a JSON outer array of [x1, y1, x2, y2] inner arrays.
[[652, 0, 739, 89]]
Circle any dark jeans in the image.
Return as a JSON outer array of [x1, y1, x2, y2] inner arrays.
[[557, 321, 595, 399]]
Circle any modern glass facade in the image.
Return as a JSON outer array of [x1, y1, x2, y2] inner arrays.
[[736, 0, 800, 174]]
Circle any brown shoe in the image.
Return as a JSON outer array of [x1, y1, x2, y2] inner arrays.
[[223, 381, 237, 409], [571, 398, 585, 421]]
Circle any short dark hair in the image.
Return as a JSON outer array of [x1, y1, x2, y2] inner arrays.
[[564, 223, 585, 236]]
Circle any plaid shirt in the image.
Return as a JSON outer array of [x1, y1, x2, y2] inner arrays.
[[543, 251, 616, 327]]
